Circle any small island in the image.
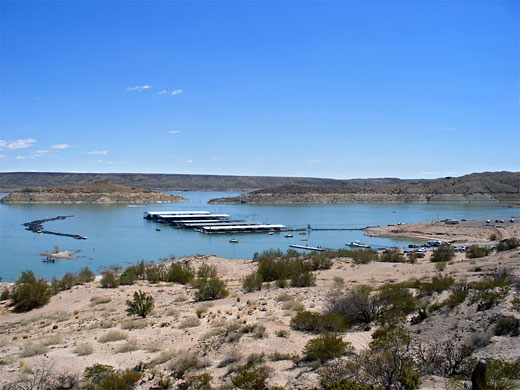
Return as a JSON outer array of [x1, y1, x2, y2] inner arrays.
[[0, 181, 188, 204]]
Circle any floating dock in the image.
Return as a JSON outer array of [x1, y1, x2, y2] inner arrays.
[[289, 244, 325, 252], [201, 224, 285, 234], [144, 211, 211, 220]]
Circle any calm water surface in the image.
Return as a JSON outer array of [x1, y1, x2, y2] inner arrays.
[[0, 191, 517, 282]]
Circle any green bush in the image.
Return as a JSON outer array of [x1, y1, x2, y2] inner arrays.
[[197, 264, 218, 278], [327, 285, 382, 325], [126, 290, 154, 318], [100, 271, 119, 288], [466, 245, 492, 259], [195, 277, 229, 301], [119, 268, 138, 285], [179, 373, 213, 390], [495, 316, 520, 336], [430, 244, 455, 263], [60, 272, 77, 290], [77, 267, 95, 283], [377, 283, 419, 324], [0, 287, 10, 301], [165, 263, 195, 284], [231, 363, 271, 390], [145, 264, 163, 284], [379, 249, 405, 263], [290, 269, 316, 287], [242, 272, 263, 292], [303, 334, 348, 362], [11, 270, 52, 312], [290, 311, 348, 333], [84, 364, 116, 384], [496, 237, 520, 252]]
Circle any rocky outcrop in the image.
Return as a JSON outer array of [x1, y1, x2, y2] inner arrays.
[[0, 181, 187, 203], [209, 172, 520, 204]]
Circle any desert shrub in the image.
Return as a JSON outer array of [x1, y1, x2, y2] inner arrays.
[[126, 290, 154, 318], [430, 244, 455, 263], [231, 363, 272, 390], [379, 249, 405, 263], [319, 361, 377, 390], [303, 334, 348, 362], [348, 249, 378, 265], [100, 271, 119, 288], [327, 285, 384, 325], [486, 359, 520, 390], [179, 317, 201, 328], [0, 287, 10, 301], [121, 318, 147, 330], [195, 277, 229, 301], [258, 257, 296, 282], [197, 263, 218, 278], [310, 256, 334, 271], [252, 248, 284, 262], [275, 329, 289, 338], [242, 272, 263, 292], [179, 373, 213, 390], [74, 343, 94, 356], [60, 272, 76, 290], [98, 330, 128, 343], [466, 245, 492, 259], [77, 267, 95, 283], [291, 311, 348, 333], [495, 316, 520, 336], [119, 268, 138, 285], [170, 350, 206, 379], [429, 283, 469, 312], [84, 364, 142, 389], [11, 270, 52, 312], [165, 263, 195, 284], [489, 233, 498, 241], [377, 284, 419, 325], [496, 237, 520, 252], [19, 343, 49, 357], [116, 339, 139, 353], [291, 269, 316, 287], [145, 264, 164, 283], [415, 274, 455, 297], [489, 267, 516, 286], [90, 295, 112, 305], [413, 339, 476, 378]]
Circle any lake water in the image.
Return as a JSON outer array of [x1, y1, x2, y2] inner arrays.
[[0, 191, 517, 282]]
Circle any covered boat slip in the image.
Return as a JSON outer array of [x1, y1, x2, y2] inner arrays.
[[201, 224, 286, 234], [144, 211, 211, 220], [145, 210, 285, 234]]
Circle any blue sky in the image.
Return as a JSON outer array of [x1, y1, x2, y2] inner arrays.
[[1, 0, 518, 179]]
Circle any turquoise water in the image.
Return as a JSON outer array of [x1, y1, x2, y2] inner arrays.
[[0, 191, 517, 282]]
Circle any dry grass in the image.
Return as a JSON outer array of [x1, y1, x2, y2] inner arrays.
[[90, 296, 112, 305], [120, 319, 147, 330], [166, 308, 180, 318], [151, 349, 176, 365], [116, 339, 139, 353], [74, 343, 94, 356], [98, 330, 128, 343], [19, 343, 49, 358], [41, 334, 64, 346], [178, 317, 200, 328], [174, 294, 189, 302]]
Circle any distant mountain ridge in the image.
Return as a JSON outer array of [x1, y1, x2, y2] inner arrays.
[[0, 172, 421, 192], [208, 171, 520, 204]]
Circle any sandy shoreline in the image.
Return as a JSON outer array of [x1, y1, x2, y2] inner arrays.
[[40, 250, 80, 259]]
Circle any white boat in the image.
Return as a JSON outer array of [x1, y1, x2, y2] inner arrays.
[[346, 241, 371, 249], [229, 239, 238, 243], [285, 234, 293, 238], [267, 232, 274, 235]]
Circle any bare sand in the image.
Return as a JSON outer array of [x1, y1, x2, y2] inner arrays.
[[40, 250, 80, 259], [364, 219, 520, 244]]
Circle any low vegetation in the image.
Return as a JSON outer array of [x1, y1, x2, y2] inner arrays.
[[126, 290, 154, 318]]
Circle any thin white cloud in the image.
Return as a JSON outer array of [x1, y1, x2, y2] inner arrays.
[[168, 130, 181, 134], [35, 150, 49, 154], [127, 85, 152, 92], [186, 160, 193, 163], [0, 138, 37, 150], [158, 89, 183, 96], [304, 160, 319, 163], [420, 171, 439, 175], [0, 154, 4, 159], [71, 170, 87, 173], [14, 150, 51, 159], [169, 155, 178, 158], [86, 150, 108, 155], [51, 144, 72, 149]]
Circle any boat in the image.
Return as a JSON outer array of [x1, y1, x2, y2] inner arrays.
[[284, 234, 293, 238], [298, 232, 307, 235], [300, 238, 308, 241], [42, 256, 55, 263], [229, 239, 238, 243], [346, 241, 371, 249], [156, 228, 161, 231], [267, 232, 274, 235]]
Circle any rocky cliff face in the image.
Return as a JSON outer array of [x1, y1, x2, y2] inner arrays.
[[0, 181, 187, 203]]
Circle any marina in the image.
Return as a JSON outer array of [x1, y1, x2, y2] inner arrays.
[[289, 244, 325, 252]]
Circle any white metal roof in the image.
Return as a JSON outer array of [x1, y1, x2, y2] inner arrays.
[[202, 224, 285, 231], [146, 211, 210, 216], [160, 214, 229, 219]]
